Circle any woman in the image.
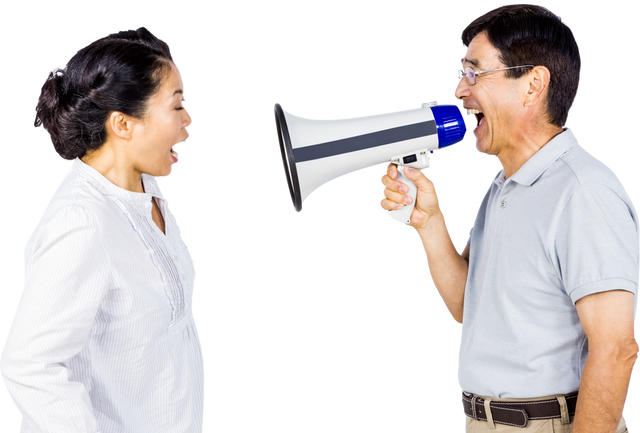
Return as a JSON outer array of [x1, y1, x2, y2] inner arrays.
[[1, 28, 203, 432]]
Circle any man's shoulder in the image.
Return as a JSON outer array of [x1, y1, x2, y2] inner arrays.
[[553, 143, 637, 227], [556, 143, 622, 191]]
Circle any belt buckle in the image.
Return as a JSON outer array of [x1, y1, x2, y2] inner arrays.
[[467, 393, 529, 427], [471, 396, 479, 421]]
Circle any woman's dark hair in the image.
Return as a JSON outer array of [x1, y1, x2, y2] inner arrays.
[[35, 27, 173, 160], [462, 5, 580, 127]]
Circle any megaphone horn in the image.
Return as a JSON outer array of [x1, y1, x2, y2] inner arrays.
[[274, 102, 466, 223]]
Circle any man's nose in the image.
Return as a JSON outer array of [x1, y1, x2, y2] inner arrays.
[[452, 77, 469, 102]]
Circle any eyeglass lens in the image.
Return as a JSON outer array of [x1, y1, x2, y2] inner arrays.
[[456, 65, 476, 85], [463, 67, 476, 85]]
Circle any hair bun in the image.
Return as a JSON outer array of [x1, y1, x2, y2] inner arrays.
[[35, 28, 172, 160]]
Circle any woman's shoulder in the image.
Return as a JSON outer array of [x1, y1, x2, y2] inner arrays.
[[32, 160, 135, 246]]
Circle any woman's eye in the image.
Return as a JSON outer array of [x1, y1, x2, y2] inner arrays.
[[176, 96, 188, 110]]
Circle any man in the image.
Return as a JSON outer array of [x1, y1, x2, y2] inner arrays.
[[381, 5, 638, 432]]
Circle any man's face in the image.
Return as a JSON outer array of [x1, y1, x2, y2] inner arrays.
[[455, 32, 528, 156]]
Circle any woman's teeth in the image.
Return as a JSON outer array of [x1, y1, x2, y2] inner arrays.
[[170, 149, 178, 158]]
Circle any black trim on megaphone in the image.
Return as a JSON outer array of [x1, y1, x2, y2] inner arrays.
[[292, 121, 437, 163], [274, 104, 303, 211]]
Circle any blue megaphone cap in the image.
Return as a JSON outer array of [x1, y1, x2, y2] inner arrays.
[[431, 105, 466, 148]]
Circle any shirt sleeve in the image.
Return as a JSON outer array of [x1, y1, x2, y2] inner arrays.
[[1, 204, 111, 433], [554, 183, 639, 304]]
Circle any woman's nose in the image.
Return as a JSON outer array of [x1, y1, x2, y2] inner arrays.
[[185, 108, 196, 129]]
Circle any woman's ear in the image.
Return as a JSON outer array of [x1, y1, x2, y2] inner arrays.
[[106, 111, 135, 140]]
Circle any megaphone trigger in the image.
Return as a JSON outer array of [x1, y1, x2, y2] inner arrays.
[[388, 150, 431, 224]]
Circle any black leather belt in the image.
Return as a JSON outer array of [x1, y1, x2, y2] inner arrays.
[[462, 391, 578, 427]]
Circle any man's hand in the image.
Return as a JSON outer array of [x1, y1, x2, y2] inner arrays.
[[380, 164, 442, 230]]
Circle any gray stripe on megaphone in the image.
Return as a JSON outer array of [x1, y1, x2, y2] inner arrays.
[[292, 120, 437, 163]]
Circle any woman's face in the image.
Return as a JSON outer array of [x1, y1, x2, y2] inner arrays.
[[129, 62, 191, 177]]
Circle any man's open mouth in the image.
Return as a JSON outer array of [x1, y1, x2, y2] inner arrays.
[[467, 108, 484, 126]]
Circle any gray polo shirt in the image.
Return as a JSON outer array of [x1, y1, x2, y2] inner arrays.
[[459, 129, 638, 398]]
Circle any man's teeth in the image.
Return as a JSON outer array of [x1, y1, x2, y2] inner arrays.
[[467, 109, 482, 115]]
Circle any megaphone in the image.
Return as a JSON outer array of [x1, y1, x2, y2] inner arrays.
[[274, 102, 466, 224]]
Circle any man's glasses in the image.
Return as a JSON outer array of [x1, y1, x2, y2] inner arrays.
[[458, 65, 534, 85]]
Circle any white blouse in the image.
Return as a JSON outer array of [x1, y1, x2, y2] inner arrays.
[[1, 159, 204, 433]]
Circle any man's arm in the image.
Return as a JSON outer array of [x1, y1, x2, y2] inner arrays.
[[414, 214, 469, 326], [573, 290, 638, 433]]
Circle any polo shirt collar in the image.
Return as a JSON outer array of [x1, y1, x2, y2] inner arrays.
[[509, 128, 578, 187]]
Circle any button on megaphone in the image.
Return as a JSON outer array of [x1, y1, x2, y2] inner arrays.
[[275, 102, 466, 224]]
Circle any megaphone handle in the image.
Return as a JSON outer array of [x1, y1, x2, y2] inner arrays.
[[388, 164, 417, 224]]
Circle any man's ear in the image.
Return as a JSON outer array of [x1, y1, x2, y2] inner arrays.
[[524, 66, 551, 107]]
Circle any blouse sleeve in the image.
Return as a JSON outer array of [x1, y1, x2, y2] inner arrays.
[[1, 204, 111, 433]]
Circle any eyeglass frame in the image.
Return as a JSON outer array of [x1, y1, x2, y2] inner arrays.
[[458, 65, 535, 85]]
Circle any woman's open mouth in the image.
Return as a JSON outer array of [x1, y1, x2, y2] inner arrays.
[[169, 137, 190, 165], [169, 146, 182, 165]]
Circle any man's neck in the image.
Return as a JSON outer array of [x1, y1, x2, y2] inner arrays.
[[498, 124, 564, 178]]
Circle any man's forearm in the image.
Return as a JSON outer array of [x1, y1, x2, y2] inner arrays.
[[415, 209, 469, 324], [572, 339, 638, 432]]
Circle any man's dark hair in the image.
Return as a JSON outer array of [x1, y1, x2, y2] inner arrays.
[[35, 27, 173, 160], [462, 5, 580, 127]]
